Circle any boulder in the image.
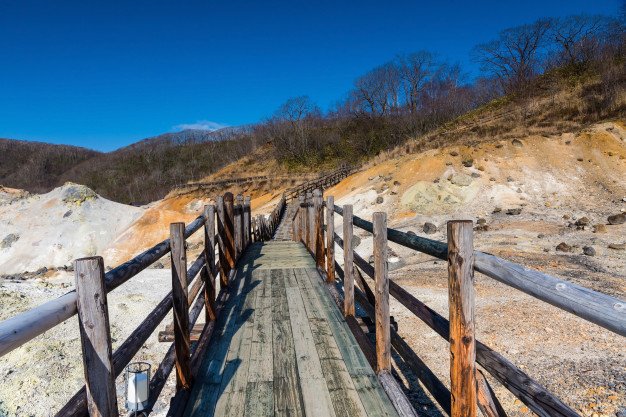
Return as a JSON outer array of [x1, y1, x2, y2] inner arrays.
[[449, 151, 459, 157], [593, 224, 607, 233], [423, 222, 438, 234], [449, 173, 473, 187], [582, 246, 596, 256], [607, 213, 626, 225], [512, 139, 523, 147], [506, 208, 522, 215], [461, 157, 473, 167], [375, 196, 384, 204], [575, 217, 590, 227], [351, 235, 361, 247], [556, 242, 573, 252], [1, 233, 19, 249]]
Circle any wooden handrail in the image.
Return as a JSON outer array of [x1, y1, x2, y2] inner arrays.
[[333, 232, 580, 417], [332, 205, 626, 337], [55, 252, 209, 417], [0, 214, 207, 358]]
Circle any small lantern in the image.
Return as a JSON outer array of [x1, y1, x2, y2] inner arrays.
[[125, 362, 151, 414]]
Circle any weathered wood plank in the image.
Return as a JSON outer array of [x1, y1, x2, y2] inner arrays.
[[272, 269, 305, 417], [75, 257, 119, 417], [245, 381, 274, 417], [447, 220, 477, 417], [326, 196, 336, 282], [286, 286, 337, 417], [248, 270, 273, 383]]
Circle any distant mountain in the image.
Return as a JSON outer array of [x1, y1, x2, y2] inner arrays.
[[0, 126, 256, 204]]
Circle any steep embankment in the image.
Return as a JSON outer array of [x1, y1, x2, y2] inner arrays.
[[324, 121, 626, 416]]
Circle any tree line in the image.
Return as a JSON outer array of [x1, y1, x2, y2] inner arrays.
[[260, 10, 625, 166]]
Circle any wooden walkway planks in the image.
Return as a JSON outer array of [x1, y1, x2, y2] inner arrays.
[[183, 241, 399, 417]]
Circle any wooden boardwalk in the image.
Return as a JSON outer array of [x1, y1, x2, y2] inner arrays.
[[183, 241, 399, 417]]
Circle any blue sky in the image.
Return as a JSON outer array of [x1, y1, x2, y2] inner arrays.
[[0, 0, 621, 151]]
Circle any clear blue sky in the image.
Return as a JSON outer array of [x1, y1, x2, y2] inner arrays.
[[0, 0, 620, 151]]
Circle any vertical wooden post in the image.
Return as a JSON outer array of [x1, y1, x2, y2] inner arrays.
[[313, 189, 325, 269], [223, 192, 236, 269], [216, 196, 229, 287], [244, 196, 251, 249], [373, 212, 390, 373], [307, 191, 314, 252], [203, 205, 217, 322], [75, 257, 119, 417], [234, 194, 243, 258], [343, 205, 355, 317], [447, 220, 477, 417], [326, 196, 335, 282], [302, 195, 309, 246], [170, 222, 191, 390], [298, 194, 305, 243]]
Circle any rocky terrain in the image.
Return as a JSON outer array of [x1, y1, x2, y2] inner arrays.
[[0, 121, 625, 416], [325, 121, 626, 416]]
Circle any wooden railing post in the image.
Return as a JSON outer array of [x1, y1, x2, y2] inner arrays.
[[325, 196, 335, 282], [298, 194, 305, 243], [343, 204, 355, 317], [373, 212, 391, 373], [447, 220, 477, 417], [244, 196, 251, 249], [313, 189, 325, 269], [223, 192, 236, 271], [234, 194, 243, 258], [75, 256, 119, 417], [306, 191, 314, 252], [170, 222, 191, 390], [203, 205, 217, 322], [216, 196, 229, 287]]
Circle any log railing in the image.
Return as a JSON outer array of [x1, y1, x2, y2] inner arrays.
[[291, 189, 626, 417], [284, 164, 355, 202], [0, 191, 285, 417], [254, 194, 286, 241]]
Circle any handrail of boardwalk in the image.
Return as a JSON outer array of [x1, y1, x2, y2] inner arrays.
[[0, 192, 286, 416], [284, 164, 356, 201], [290, 190, 626, 417], [332, 205, 625, 337]]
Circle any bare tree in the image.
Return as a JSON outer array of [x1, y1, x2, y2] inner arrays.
[[549, 15, 612, 66], [397, 51, 435, 113], [265, 96, 321, 162], [352, 62, 401, 116], [474, 19, 552, 93]]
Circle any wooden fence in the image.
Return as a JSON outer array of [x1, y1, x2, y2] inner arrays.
[[284, 164, 355, 201], [0, 192, 284, 417], [291, 189, 626, 417]]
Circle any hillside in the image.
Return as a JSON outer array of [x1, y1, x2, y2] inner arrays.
[[0, 139, 100, 193], [0, 128, 257, 204]]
